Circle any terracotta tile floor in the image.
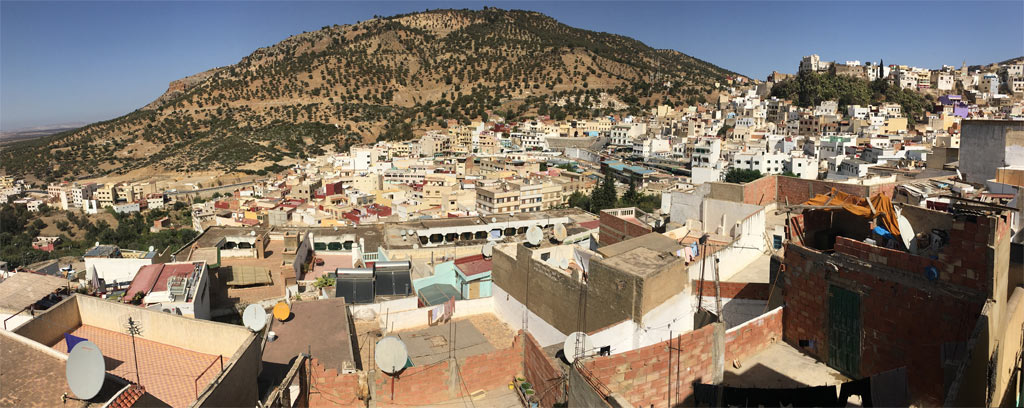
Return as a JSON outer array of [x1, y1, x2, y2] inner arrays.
[[54, 325, 222, 407]]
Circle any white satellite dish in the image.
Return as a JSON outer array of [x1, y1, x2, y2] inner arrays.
[[413, 244, 420, 249], [898, 214, 915, 250], [375, 336, 409, 374], [526, 226, 543, 246], [242, 304, 267, 332], [553, 223, 567, 242], [66, 340, 105, 400], [482, 242, 495, 258], [558, 257, 570, 269], [563, 332, 594, 364], [491, 217, 497, 223]]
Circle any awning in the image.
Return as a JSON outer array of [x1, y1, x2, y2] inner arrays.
[[802, 188, 901, 240]]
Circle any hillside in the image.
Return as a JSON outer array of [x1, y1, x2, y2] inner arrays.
[[0, 8, 741, 181]]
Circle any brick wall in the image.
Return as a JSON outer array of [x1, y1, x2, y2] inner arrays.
[[599, 210, 652, 246], [782, 244, 985, 406], [725, 307, 783, 363], [775, 176, 876, 205], [691, 280, 771, 300], [524, 332, 565, 407], [581, 309, 784, 407], [583, 323, 719, 407], [741, 175, 777, 206], [308, 358, 364, 408], [369, 333, 524, 406]]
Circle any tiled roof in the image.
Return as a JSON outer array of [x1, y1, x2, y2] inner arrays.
[[454, 254, 493, 277], [107, 385, 145, 408]]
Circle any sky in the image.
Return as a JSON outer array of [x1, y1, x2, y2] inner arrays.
[[2, 1, 1022, 131]]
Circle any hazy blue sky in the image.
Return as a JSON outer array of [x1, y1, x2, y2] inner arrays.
[[2, 1, 1022, 131]]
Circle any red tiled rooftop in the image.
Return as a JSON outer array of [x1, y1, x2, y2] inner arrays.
[[579, 220, 601, 230], [308, 253, 353, 280], [151, 264, 196, 292], [53, 325, 221, 407]]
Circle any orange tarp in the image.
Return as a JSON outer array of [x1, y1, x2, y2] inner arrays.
[[802, 188, 901, 239]]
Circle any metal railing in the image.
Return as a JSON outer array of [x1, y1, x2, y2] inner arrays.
[[194, 355, 223, 398]]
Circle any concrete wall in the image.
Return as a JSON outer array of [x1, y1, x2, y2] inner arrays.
[[195, 332, 262, 408], [380, 296, 492, 332], [12, 295, 81, 346], [75, 295, 252, 357], [959, 120, 1024, 184], [85, 257, 152, 285], [492, 285, 566, 347], [567, 365, 612, 408]]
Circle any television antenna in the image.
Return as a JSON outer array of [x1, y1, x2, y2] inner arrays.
[[563, 332, 593, 364], [242, 304, 267, 332], [525, 225, 543, 246], [375, 336, 409, 401], [482, 242, 495, 258], [123, 317, 143, 385], [553, 223, 567, 242], [66, 340, 106, 400]]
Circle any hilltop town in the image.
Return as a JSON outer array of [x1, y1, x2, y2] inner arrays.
[[2, 50, 1023, 408]]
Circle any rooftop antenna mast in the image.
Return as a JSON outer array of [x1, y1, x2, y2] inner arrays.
[[124, 317, 143, 385]]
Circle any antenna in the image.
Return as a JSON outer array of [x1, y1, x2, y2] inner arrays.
[[482, 242, 495, 258], [123, 317, 143, 385], [526, 225, 543, 246], [563, 332, 593, 364], [273, 301, 291, 321], [66, 340, 106, 400], [375, 336, 409, 374], [553, 223, 567, 242], [242, 304, 267, 332]]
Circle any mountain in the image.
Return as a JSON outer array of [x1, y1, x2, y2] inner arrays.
[[0, 8, 741, 181]]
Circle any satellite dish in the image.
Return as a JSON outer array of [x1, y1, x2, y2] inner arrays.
[[251, 230, 257, 236], [66, 340, 105, 400], [553, 223, 567, 242], [273, 301, 291, 321], [148, 246, 155, 252], [413, 244, 420, 249], [375, 336, 409, 374], [526, 226, 543, 246], [558, 257, 570, 269], [491, 217, 497, 223], [563, 332, 594, 364], [242, 304, 267, 332], [482, 242, 495, 258]]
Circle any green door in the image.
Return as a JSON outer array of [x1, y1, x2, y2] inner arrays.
[[828, 285, 861, 375]]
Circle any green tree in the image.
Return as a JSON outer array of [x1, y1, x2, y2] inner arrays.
[[567, 191, 591, 212], [724, 169, 763, 184]]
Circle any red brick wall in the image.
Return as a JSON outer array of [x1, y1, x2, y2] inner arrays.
[[782, 244, 985, 406], [742, 175, 778, 206], [524, 333, 564, 407], [308, 358, 363, 408], [371, 334, 524, 406], [726, 307, 783, 363], [775, 176, 883, 205], [581, 309, 785, 407], [584, 323, 718, 407], [599, 211, 652, 245], [691, 281, 771, 300]]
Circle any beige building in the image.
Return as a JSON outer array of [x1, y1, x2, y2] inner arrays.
[[475, 182, 521, 215], [94, 183, 119, 208]]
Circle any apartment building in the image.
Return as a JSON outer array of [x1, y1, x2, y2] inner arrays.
[[475, 182, 521, 215]]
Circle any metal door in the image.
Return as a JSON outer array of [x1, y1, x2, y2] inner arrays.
[[828, 285, 861, 376], [468, 281, 480, 299]]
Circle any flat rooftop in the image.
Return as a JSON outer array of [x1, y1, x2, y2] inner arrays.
[[260, 298, 356, 395], [723, 342, 848, 389], [0, 272, 67, 313], [396, 314, 514, 366], [1, 330, 124, 407], [600, 247, 681, 278], [597, 232, 683, 258], [53, 325, 221, 408]]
